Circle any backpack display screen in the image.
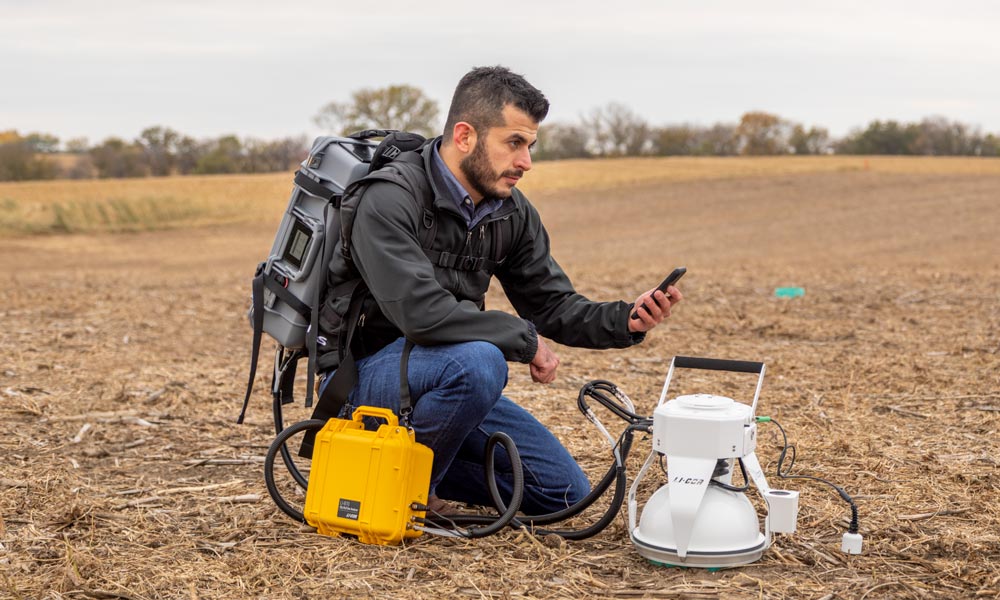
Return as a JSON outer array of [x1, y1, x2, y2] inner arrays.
[[283, 219, 312, 271]]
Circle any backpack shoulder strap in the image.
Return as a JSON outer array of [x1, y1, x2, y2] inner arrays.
[[308, 154, 433, 427], [236, 262, 268, 424], [491, 214, 515, 272], [339, 152, 436, 261]]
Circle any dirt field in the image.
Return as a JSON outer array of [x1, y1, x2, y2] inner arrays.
[[1, 166, 998, 599]]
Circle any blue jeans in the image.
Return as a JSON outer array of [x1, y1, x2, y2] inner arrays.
[[326, 338, 590, 515]]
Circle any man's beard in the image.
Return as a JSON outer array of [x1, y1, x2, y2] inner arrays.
[[459, 138, 523, 200]]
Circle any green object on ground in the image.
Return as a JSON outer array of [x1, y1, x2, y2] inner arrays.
[[774, 287, 805, 298]]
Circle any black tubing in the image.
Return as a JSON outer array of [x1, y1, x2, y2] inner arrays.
[[447, 448, 618, 527], [264, 419, 326, 523], [536, 465, 627, 540], [577, 380, 645, 423], [425, 435, 621, 529], [422, 460, 617, 528], [425, 381, 647, 539], [500, 382, 642, 529], [527, 429, 635, 540], [461, 432, 524, 538], [485, 428, 635, 540], [769, 418, 861, 535], [709, 457, 750, 492], [431, 423, 640, 541], [273, 393, 310, 490]]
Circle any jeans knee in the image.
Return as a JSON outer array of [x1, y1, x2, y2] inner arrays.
[[443, 341, 507, 406], [525, 474, 591, 514]]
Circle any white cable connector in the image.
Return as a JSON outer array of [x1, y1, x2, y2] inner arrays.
[[841, 532, 863, 554]]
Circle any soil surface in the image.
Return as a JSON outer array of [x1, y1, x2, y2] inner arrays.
[[2, 170, 998, 599]]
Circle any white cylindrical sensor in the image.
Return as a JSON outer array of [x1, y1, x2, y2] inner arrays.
[[765, 489, 799, 533]]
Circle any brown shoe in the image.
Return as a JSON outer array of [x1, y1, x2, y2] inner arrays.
[[426, 495, 460, 514]]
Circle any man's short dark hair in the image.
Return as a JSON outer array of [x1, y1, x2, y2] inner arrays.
[[444, 66, 549, 137]]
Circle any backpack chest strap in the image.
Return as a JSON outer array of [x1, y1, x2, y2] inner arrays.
[[423, 249, 500, 273]]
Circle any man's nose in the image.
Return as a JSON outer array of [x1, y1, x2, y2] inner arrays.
[[514, 147, 532, 172]]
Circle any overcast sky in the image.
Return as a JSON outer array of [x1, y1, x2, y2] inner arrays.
[[3, 0, 998, 145]]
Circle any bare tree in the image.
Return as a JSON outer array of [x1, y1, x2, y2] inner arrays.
[[690, 124, 739, 156], [584, 102, 653, 157], [244, 136, 309, 173], [534, 122, 591, 160], [138, 126, 181, 176], [315, 84, 440, 138], [911, 116, 978, 155]]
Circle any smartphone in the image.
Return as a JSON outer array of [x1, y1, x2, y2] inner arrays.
[[630, 267, 686, 319]]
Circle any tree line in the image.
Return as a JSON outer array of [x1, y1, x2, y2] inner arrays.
[[0, 128, 308, 181], [3, 84, 1000, 182], [535, 106, 1000, 160]]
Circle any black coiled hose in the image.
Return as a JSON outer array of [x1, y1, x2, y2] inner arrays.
[[457, 432, 524, 538], [263, 418, 326, 523], [424, 381, 650, 540]]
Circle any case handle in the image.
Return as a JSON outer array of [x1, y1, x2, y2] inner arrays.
[[350, 406, 399, 427], [672, 356, 764, 374]]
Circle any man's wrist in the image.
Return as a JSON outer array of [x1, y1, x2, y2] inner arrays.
[[621, 303, 646, 346], [519, 319, 538, 363]]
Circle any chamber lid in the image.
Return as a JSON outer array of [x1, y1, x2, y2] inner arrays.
[[675, 394, 735, 410]]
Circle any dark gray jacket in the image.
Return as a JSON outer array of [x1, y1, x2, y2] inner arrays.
[[316, 138, 642, 371]]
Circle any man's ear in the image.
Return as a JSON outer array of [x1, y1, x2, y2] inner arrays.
[[452, 122, 477, 154]]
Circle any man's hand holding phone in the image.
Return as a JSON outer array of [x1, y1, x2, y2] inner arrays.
[[628, 267, 685, 333]]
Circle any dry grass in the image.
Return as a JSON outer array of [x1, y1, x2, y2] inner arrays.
[[1, 163, 999, 599], [3, 155, 1000, 235], [518, 155, 1000, 194], [0, 173, 292, 235]]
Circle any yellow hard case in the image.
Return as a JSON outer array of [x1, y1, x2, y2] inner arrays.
[[303, 406, 433, 545]]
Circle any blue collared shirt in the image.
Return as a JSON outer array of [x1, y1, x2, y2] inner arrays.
[[430, 141, 504, 229]]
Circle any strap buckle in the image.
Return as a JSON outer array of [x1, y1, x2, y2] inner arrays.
[[460, 256, 483, 271], [399, 405, 413, 428]]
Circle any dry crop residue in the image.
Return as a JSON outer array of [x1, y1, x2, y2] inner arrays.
[[1, 166, 998, 599]]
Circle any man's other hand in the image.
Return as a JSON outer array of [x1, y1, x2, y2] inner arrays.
[[628, 285, 683, 333], [530, 337, 559, 383]]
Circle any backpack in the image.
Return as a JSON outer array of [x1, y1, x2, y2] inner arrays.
[[237, 130, 516, 427], [237, 130, 427, 424]]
